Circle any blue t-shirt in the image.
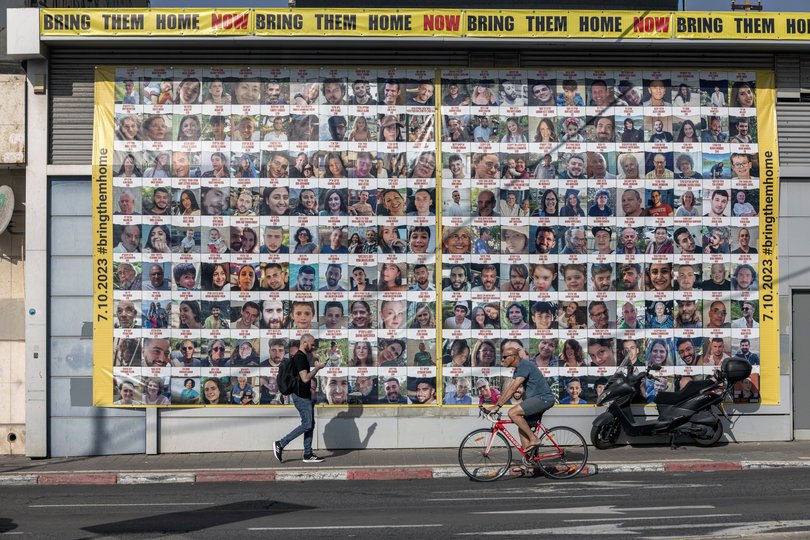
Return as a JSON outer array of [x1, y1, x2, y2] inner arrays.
[[444, 392, 472, 405], [514, 359, 555, 402], [473, 239, 489, 254]]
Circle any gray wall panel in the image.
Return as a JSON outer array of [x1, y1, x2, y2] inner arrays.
[[49, 416, 145, 457], [49, 337, 93, 376], [50, 180, 92, 215], [50, 256, 93, 296], [793, 292, 810, 432], [777, 256, 810, 290], [50, 216, 92, 256], [781, 180, 810, 216], [778, 217, 810, 258], [49, 377, 144, 418], [50, 297, 92, 337]]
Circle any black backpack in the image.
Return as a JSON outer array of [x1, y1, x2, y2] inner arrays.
[[277, 356, 298, 395]]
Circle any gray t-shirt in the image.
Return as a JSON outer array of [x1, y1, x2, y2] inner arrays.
[[514, 359, 555, 402]]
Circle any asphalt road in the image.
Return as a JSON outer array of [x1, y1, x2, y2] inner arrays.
[[2, 469, 810, 538]]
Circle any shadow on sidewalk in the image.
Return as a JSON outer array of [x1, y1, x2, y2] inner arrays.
[[0, 455, 102, 475]]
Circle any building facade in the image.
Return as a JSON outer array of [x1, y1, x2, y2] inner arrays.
[[5, 7, 808, 457]]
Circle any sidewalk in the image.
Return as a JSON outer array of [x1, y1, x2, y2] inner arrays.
[[2, 441, 810, 485]]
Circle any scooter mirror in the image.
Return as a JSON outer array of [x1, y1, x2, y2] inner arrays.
[[648, 364, 663, 371]]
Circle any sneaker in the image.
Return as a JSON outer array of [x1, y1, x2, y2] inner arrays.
[[302, 453, 325, 463], [273, 441, 283, 463]]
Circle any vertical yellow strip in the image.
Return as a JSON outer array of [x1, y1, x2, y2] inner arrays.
[[435, 69, 444, 403], [92, 66, 116, 406], [755, 70, 780, 405]]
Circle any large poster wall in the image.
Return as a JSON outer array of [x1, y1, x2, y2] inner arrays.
[[94, 67, 779, 408]]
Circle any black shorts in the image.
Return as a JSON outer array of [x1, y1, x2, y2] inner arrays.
[[520, 397, 555, 421]]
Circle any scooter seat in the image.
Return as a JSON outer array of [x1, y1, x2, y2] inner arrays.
[[654, 379, 715, 405]]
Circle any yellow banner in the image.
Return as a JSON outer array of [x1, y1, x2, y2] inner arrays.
[[40, 9, 810, 39], [41, 9, 252, 36], [254, 9, 461, 37], [465, 10, 673, 39], [92, 66, 115, 406], [756, 70, 780, 405], [675, 12, 810, 39]]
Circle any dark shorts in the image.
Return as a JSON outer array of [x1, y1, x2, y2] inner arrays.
[[519, 397, 555, 420]]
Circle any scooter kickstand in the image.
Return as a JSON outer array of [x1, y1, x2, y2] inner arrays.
[[669, 433, 677, 450]]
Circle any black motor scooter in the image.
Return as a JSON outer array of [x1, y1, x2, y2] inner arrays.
[[590, 358, 752, 449]]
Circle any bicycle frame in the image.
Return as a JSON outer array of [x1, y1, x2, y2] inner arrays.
[[460, 406, 588, 482], [484, 417, 562, 462]]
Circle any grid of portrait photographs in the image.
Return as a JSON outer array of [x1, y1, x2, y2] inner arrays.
[[110, 67, 439, 406], [438, 69, 761, 407]]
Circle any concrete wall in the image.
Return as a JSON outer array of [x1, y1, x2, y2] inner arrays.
[[0, 67, 26, 456], [0, 170, 25, 455], [775, 177, 810, 440], [0, 75, 25, 165]]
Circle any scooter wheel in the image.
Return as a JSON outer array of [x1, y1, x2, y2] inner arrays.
[[693, 418, 724, 447], [590, 420, 620, 449]]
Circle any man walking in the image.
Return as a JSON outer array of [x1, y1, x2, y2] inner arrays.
[[275, 334, 326, 463]]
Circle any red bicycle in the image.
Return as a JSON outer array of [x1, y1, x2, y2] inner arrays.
[[458, 405, 589, 482]]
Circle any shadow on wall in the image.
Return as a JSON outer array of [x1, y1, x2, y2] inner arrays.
[[322, 407, 377, 454]]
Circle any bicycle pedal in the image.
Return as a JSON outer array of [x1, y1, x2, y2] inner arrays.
[[521, 456, 540, 468]]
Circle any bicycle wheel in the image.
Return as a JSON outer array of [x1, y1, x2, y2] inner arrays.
[[533, 426, 588, 480], [458, 429, 512, 482]]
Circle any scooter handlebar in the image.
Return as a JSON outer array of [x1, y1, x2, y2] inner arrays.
[[645, 371, 666, 383]]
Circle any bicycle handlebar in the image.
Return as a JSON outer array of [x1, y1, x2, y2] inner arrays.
[[479, 405, 501, 423]]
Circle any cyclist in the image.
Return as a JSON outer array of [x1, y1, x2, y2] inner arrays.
[[487, 339, 556, 451]]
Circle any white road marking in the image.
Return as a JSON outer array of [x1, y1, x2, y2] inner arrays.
[[458, 523, 628, 535], [473, 504, 714, 515], [430, 494, 629, 502], [552, 481, 721, 488], [645, 531, 810, 540], [433, 482, 719, 496], [249, 524, 443, 531], [459, 521, 753, 536], [709, 520, 810, 537], [571, 513, 741, 522], [429, 481, 647, 495], [29, 502, 212, 508]]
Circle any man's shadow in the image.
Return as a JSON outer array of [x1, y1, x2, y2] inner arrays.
[[83, 500, 313, 536], [0, 518, 17, 533], [322, 404, 377, 457]]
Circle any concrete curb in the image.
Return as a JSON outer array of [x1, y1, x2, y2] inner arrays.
[[665, 462, 741, 472], [1, 460, 808, 486], [741, 460, 810, 469], [597, 463, 665, 473], [37, 473, 118, 485]]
